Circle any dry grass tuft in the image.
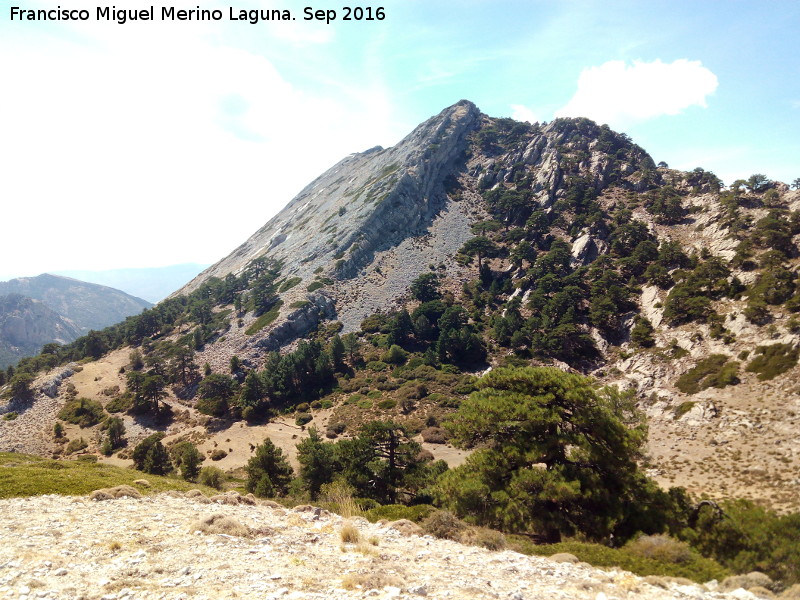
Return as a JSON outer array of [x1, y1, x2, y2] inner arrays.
[[460, 526, 507, 550], [625, 534, 693, 564], [386, 519, 423, 537], [89, 485, 142, 501], [719, 572, 776, 593], [421, 510, 466, 541], [341, 572, 401, 591], [190, 514, 250, 537], [339, 521, 361, 544], [321, 481, 362, 519]]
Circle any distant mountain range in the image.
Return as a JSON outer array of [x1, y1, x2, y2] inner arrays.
[[52, 263, 209, 303], [0, 274, 152, 368]]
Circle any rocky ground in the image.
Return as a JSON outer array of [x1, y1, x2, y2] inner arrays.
[[0, 491, 775, 600]]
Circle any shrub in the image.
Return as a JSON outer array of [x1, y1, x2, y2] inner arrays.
[[3, 412, 18, 421], [461, 526, 507, 551], [364, 504, 435, 523], [58, 398, 105, 428], [198, 466, 225, 490], [278, 277, 302, 293], [746, 344, 799, 380], [191, 514, 249, 537], [196, 397, 228, 417], [328, 422, 346, 434], [366, 361, 388, 372], [106, 394, 133, 413], [517, 538, 728, 583], [421, 427, 447, 444], [422, 510, 466, 541], [377, 399, 396, 410], [626, 535, 693, 564], [340, 521, 361, 544], [675, 355, 739, 394], [673, 402, 696, 420], [65, 437, 88, 454], [210, 449, 227, 461], [245, 300, 283, 335], [295, 412, 313, 426], [381, 345, 408, 365], [744, 299, 772, 325]]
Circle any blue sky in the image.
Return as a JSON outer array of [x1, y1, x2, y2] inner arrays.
[[1, 0, 798, 279]]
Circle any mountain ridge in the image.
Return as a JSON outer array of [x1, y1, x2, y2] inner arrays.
[[3, 99, 800, 534]]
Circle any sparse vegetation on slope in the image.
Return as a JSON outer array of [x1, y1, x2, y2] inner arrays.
[[0, 452, 217, 498]]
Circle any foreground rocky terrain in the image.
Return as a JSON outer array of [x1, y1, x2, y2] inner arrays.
[[0, 491, 777, 600]]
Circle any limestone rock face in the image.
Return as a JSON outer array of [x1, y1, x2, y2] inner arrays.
[[177, 101, 482, 296]]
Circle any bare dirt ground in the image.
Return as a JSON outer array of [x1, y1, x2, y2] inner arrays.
[[645, 371, 800, 513]]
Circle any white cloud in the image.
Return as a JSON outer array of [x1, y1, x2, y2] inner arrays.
[[556, 59, 718, 127], [510, 104, 541, 124], [0, 7, 399, 279]]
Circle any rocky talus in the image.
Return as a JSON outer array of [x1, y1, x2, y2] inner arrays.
[[0, 492, 767, 600]]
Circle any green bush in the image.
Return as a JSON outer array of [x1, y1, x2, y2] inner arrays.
[[278, 277, 302, 292], [196, 397, 228, 417], [381, 345, 408, 365], [746, 344, 799, 380], [675, 355, 739, 394], [306, 281, 324, 292], [377, 399, 396, 410], [508, 538, 729, 584], [57, 398, 106, 428], [198, 466, 225, 490], [364, 503, 435, 523], [105, 394, 133, 413], [673, 401, 696, 420], [210, 449, 227, 461], [366, 361, 388, 372], [245, 300, 283, 335], [132, 434, 172, 475], [295, 412, 313, 426], [345, 394, 363, 405]]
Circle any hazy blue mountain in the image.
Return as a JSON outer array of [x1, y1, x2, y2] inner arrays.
[[52, 263, 209, 303], [0, 274, 151, 332]]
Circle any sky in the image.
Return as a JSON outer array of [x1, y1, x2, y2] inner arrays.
[[1, 0, 798, 281]]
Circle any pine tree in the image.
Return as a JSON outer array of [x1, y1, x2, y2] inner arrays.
[[435, 367, 649, 542], [296, 427, 335, 499], [246, 438, 293, 497]]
